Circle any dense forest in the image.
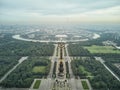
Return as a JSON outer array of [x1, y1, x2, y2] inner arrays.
[[0, 34, 54, 88], [68, 44, 91, 56], [71, 57, 120, 90], [103, 57, 120, 78], [0, 39, 54, 56], [0, 57, 50, 88], [68, 32, 120, 90], [0, 31, 120, 89], [0, 56, 20, 78]]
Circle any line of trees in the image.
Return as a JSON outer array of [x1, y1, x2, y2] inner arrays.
[[65, 61, 70, 78], [102, 56, 120, 79], [52, 62, 57, 78], [105, 62, 120, 78]]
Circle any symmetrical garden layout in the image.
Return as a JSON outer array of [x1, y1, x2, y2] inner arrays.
[[30, 42, 91, 90]]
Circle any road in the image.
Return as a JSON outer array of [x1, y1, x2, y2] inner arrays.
[[48, 44, 58, 78], [95, 57, 120, 82], [12, 33, 100, 43], [65, 44, 84, 90], [47, 44, 58, 79], [0, 56, 28, 83], [65, 44, 75, 79]]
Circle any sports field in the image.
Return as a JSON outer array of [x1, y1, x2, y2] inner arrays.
[[84, 45, 120, 54]]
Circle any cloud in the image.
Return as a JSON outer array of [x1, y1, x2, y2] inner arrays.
[[0, 0, 120, 23], [82, 6, 120, 16]]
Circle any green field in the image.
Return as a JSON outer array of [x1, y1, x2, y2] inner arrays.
[[33, 80, 41, 89], [84, 45, 120, 54], [32, 66, 46, 73], [81, 81, 89, 90]]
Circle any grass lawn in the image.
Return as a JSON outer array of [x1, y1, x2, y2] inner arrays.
[[81, 81, 89, 90], [32, 66, 46, 73], [33, 80, 41, 89], [84, 45, 120, 54]]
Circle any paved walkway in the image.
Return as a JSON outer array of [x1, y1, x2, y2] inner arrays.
[[69, 79, 83, 90], [39, 79, 53, 90], [29, 79, 54, 90], [95, 57, 120, 82], [65, 44, 74, 79], [0, 56, 28, 83], [48, 44, 58, 79]]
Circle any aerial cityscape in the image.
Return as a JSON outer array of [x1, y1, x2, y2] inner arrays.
[[0, 0, 120, 90]]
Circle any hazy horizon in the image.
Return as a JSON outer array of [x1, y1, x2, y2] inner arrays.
[[0, 0, 120, 24]]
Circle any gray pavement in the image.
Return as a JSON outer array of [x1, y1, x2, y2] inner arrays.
[[39, 79, 54, 90], [69, 79, 83, 90]]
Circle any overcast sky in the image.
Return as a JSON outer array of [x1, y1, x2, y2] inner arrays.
[[0, 0, 120, 24]]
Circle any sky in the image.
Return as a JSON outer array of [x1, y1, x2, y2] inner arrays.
[[0, 0, 120, 24]]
